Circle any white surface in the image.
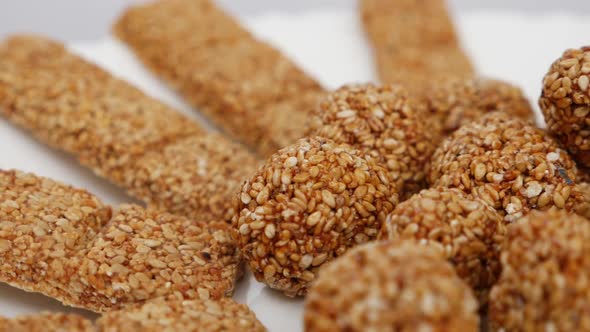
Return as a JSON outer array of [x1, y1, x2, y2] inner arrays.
[[1, 7, 590, 331]]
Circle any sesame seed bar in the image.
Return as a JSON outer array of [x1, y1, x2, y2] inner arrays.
[[96, 297, 266, 332], [0, 313, 95, 332], [0, 170, 241, 313], [360, 0, 474, 90], [114, 0, 325, 156], [0, 170, 112, 309], [0, 35, 258, 222]]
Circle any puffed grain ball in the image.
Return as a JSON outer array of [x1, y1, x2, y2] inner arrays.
[[304, 241, 479, 332], [429, 112, 586, 222], [489, 209, 590, 332], [232, 136, 399, 297], [378, 187, 506, 304], [309, 83, 436, 198], [540, 47, 590, 168]]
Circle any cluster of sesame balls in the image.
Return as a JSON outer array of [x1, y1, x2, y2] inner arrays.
[[231, 48, 590, 331]]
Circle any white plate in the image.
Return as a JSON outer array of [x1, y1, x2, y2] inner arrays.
[[2, 7, 590, 332]]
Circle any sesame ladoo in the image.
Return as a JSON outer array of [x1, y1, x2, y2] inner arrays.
[[429, 112, 587, 221], [114, 0, 324, 156], [0, 170, 241, 312], [424, 78, 534, 135], [378, 187, 506, 304], [0, 313, 94, 332], [489, 209, 590, 331], [304, 241, 479, 332], [0, 35, 258, 223], [309, 83, 436, 198], [360, 0, 474, 91], [97, 297, 266, 332], [232, 137, 399, 297], [540, 47, 590, 168]]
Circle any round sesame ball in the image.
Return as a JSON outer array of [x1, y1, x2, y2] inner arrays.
[[540, 47, 590, 168], [429, 112, 584, 222], [308, 83, 436, 198], [489, 209, 590, 331], [304, 241, 479, 332], [232, 137, 399, 297], [424, 77, 534, 135], [378, 187, 506, 304]]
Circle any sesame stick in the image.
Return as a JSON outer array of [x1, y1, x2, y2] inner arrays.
[[429, 112, 589, 221], [308, 83, 437, 198], [0, 313, 94, 332], [378, 187, 506, 304], [360, 0, 474, 91], [0, 35, 258, 223], [489, 209, 590, 331], [304, 241, 479, 332], [0, 170, 241, 312], [540, 47, 590, 168], [96, 297, 266, 332], [114, 0, 325, 157], [232, 137, 399, 297]]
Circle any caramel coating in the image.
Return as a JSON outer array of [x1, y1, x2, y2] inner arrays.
[[429, 112, 588, 221], [232, 137, 399, 296], [540, 47, 590, 168], [379, 187, 505, 304], [489, 209, 590, 331], [309, 83, 436, 198], [305, 241, 479, 332]]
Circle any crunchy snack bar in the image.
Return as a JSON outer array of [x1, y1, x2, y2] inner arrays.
[[0, 35, 258, 222], [0, 313, 94, 332], [114, 0, 325, 156], [360, 0, 474, 91], [0, 170, 241, 313]]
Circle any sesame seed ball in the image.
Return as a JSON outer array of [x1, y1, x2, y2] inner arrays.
[[540, 47, 590, 168], [309, 83, 437, 197], [304, 241, 479, 332], [378, 187, 506, 304], [429, 112, 584, 222], [232, 136, 399, 297], [489, 209, 590, 331], [425, 77, 534, 135]]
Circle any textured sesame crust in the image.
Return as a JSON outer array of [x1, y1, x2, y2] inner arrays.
[[360, 0, 474, 91], [429, 112, 588, 221], [540, 47, 590, 168], [309, 84, 436, 198], [0, 313, 94, 332], [0, 169, 112, 309], [0, 170, 241, 313], [304, 241, 479, 332], [378, 187, 505, 304], [232, 137, 399, 296], [0, 35, 258, 222], [489, 209, 590, 332], [114, 0, 324, 157], [96, 297, 266, 332], [425, 78, 534, 135]]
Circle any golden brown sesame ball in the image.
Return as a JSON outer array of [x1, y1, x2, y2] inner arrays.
[[429, 112, 585, 222], [309, 83, 437, 198], [378, 187, 505, 304], [424, 77, 534, 135], [232, 136, 399, 297], [489, 209, 590, 332], [540, 47, 590, 168], [304, 241, 479, 332]]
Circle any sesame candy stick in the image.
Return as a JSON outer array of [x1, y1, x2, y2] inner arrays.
[[0, 313, 94, 332], [96, 297, 266, 332], [360, 0, 474, 91], [114, 0, 325, 156], [0, 170, 241, 312], [0, 35, 258, 222]]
